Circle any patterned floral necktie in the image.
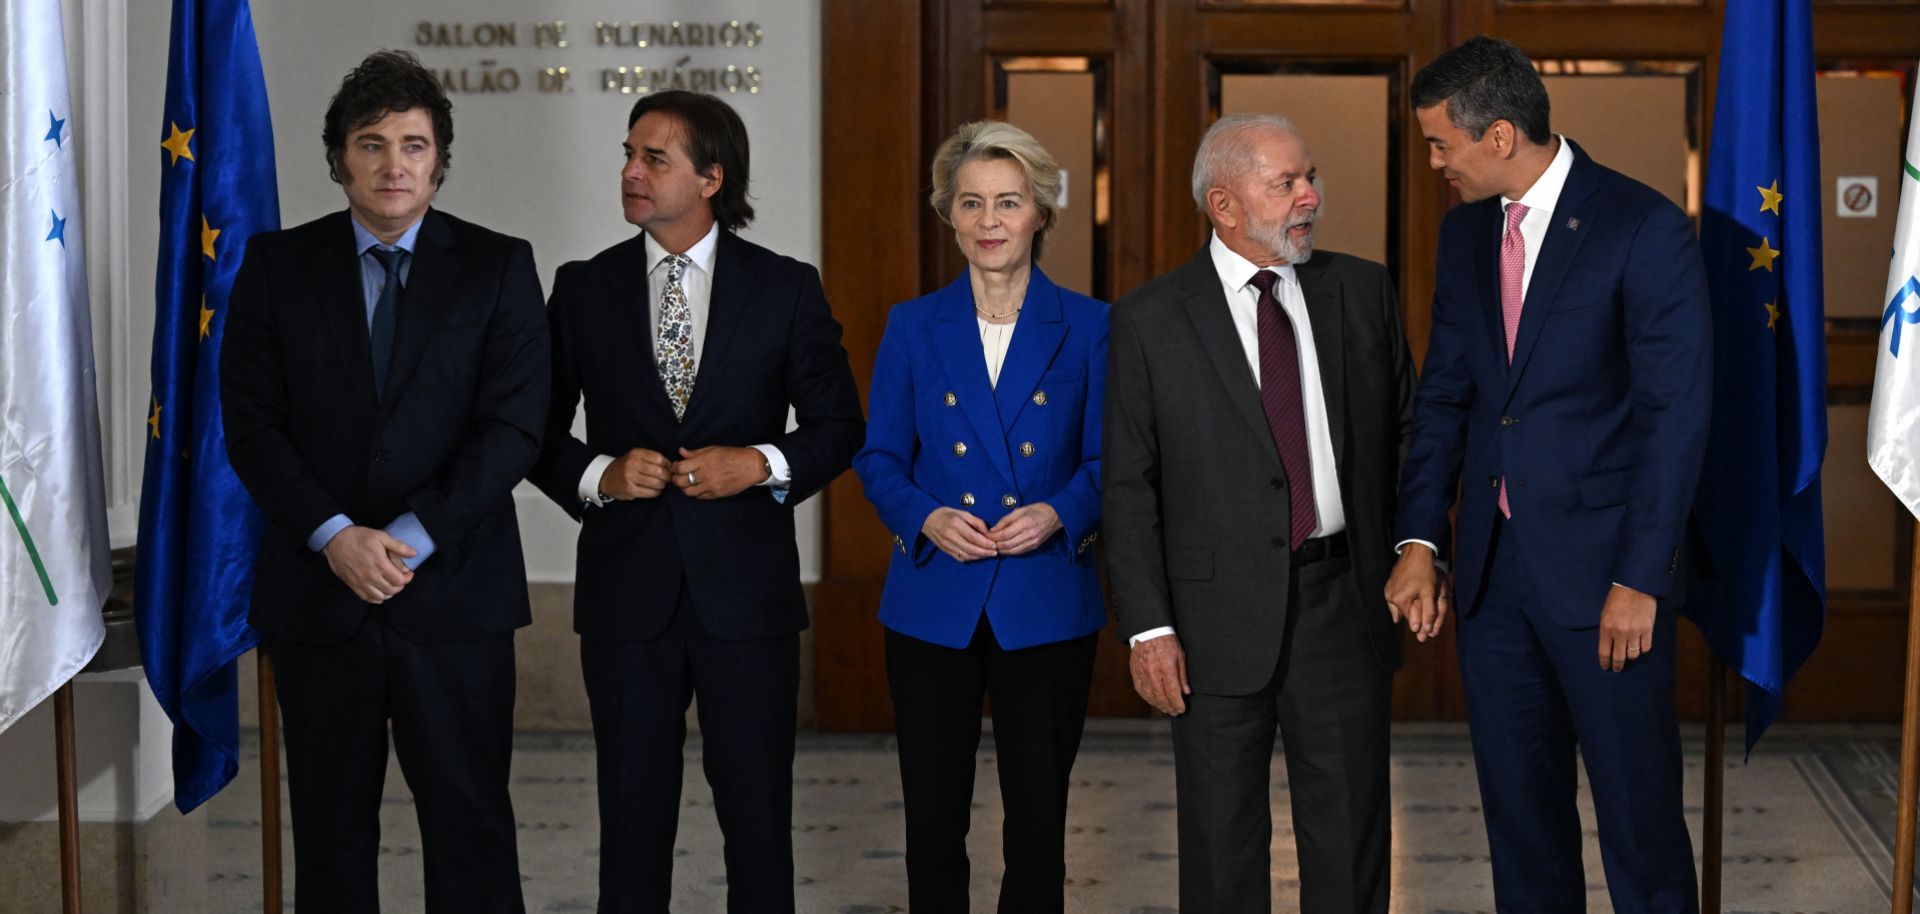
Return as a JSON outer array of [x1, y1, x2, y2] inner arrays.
[[656, 253, 695, 420]]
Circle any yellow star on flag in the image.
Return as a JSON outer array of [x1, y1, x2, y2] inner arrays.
[[1746, 236, 1779, 272], [199, 296, 213, 341], [161, 122, 195, 166], [148, 397, 162, 439], [1757, 180, 1783, 216], [1765, 299, 1781, 330], [201, 216, 221, 260]]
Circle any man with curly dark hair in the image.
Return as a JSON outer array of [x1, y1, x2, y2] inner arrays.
[[222, 49, 546, 913]]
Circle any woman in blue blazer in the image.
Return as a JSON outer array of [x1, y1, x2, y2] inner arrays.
[[853, 121, 1107, 913]]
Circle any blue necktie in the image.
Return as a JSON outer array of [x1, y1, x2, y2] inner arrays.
[[368, 248, 406, 398]]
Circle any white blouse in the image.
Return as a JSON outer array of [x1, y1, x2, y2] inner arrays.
[[977, 317, 1017, 388]]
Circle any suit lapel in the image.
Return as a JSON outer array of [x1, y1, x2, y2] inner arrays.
[[317, 211, 378, 416], [686, 231, 747, 420], [1504, 147, 1599, 405], [379, 210, 456, 413], [991, 268, 1068, 431], [1473, 200, 1507, 375], [1178, 250, 1278, 468], [1295, 257, 1347, 467], [608, 236, 678, 419], [930, 272, 1015, 481]]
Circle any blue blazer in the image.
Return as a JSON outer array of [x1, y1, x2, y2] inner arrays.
[[854, 268, 1108, 650], [1395, 141, 1713, 627]]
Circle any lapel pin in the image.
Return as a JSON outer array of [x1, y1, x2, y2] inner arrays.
[[1566, 217, 1581, 231]]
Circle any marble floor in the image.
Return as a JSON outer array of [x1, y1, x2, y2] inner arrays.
[[198, 722, 1908, 913]]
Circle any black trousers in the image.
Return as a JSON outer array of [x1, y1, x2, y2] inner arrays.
[[884, 615, 1099, 914], [266, 612, 523, 914], [1169, 549, 1392, 914], [581, 588, 800, 914]]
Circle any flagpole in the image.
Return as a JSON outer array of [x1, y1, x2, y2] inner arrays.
[[1893, 519, 1920, 914], [1703, 658, 1726, 914], [54, 681, 82, 914], [259, 650, 282, 913]]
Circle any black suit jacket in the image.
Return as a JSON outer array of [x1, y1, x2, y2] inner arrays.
[[1103, 246, 1414, 695], [528, 231, 865, 642], [221, 209, 550, 645]]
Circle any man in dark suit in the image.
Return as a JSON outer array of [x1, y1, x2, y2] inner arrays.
[[221, 51, 547, 913], [1104, 115, 1414, 914], [1385, 36, 1711, 914], [526, 90, 863, 913]]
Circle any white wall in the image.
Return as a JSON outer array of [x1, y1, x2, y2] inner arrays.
[[114, 1, 826, 581], [1, 0, 823, 823]]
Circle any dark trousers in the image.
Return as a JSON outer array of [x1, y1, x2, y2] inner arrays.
[[1460, 520, 1698, 914], [884, 616, 1098, 914], [1169, 549, 1392, 914], [581, 589, 800, 914], [267, 613, 523, 914]]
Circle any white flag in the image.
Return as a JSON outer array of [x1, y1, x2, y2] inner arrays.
[[0, 0, 111, 733], [1870, 84, 1920, 519]]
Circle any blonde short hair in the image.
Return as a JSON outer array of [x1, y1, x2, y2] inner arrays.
[[929, 120, 1062, 261]]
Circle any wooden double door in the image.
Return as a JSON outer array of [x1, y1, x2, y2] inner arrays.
[[814, 0, 1920, 730]]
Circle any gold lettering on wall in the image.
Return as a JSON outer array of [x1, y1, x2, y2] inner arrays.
[[416, 22, 519, 48], [414, 18, 770, 97]]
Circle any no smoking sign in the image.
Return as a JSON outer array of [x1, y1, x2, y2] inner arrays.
[[1838, 175, 1879, 219]]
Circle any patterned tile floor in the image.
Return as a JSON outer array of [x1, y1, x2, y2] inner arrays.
[[204, 722, 1908, 912]]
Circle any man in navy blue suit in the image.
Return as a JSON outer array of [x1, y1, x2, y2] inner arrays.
[[1385, 37, 1711, 914]]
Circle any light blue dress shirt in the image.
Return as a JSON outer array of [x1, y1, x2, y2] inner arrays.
[[305, 216, 436, 570]]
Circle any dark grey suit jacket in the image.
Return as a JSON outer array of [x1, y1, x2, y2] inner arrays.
[[1103, 245, 1414, 695]]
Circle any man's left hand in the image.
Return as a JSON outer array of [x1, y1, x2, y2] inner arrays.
[[1597, 584, 1656, 672], [671, 446, 770, 499]]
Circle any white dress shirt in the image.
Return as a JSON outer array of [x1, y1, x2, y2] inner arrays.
[[576, 221, 791, 504], [1131, 232, 1350, 648], [1396, 135, 1572, 561]]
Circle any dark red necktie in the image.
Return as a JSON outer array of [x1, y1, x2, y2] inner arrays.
[[1249, 269, 1317, 550]]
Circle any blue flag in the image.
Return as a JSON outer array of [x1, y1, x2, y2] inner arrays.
[[1689, 0, 1827, 753], [134, 0, 279, 813]]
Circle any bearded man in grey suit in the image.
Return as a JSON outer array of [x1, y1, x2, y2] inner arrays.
[[1103, 115, 1419, 914]]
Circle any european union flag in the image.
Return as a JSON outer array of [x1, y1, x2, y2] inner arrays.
[[134, 0, 279, 812], [1689, 0, 1827, 753]]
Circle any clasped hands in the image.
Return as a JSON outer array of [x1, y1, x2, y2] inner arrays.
[[921, 504, 1060, 562], [324, 526, 416, 604], [598, 445, 769, 501], [1383, 543, 1658, 670], [1382, 543, 1451, 644]]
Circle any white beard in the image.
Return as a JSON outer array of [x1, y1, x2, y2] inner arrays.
[[1247, 211, 1316, 265]]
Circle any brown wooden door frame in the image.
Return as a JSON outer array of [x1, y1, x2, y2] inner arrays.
[[817, 0, 1920, 730]]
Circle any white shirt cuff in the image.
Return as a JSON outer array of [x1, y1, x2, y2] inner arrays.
[[1395, 538, 1449, 572], [750, 444, 791, 504], [750, 444, 791, 488], [577, 454, 618, 507], [1395, 538, 1439, 557], [1128, 626, 1176, 649]]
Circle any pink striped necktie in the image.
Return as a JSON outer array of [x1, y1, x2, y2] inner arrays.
[[1498, 201, 1528, 518]]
